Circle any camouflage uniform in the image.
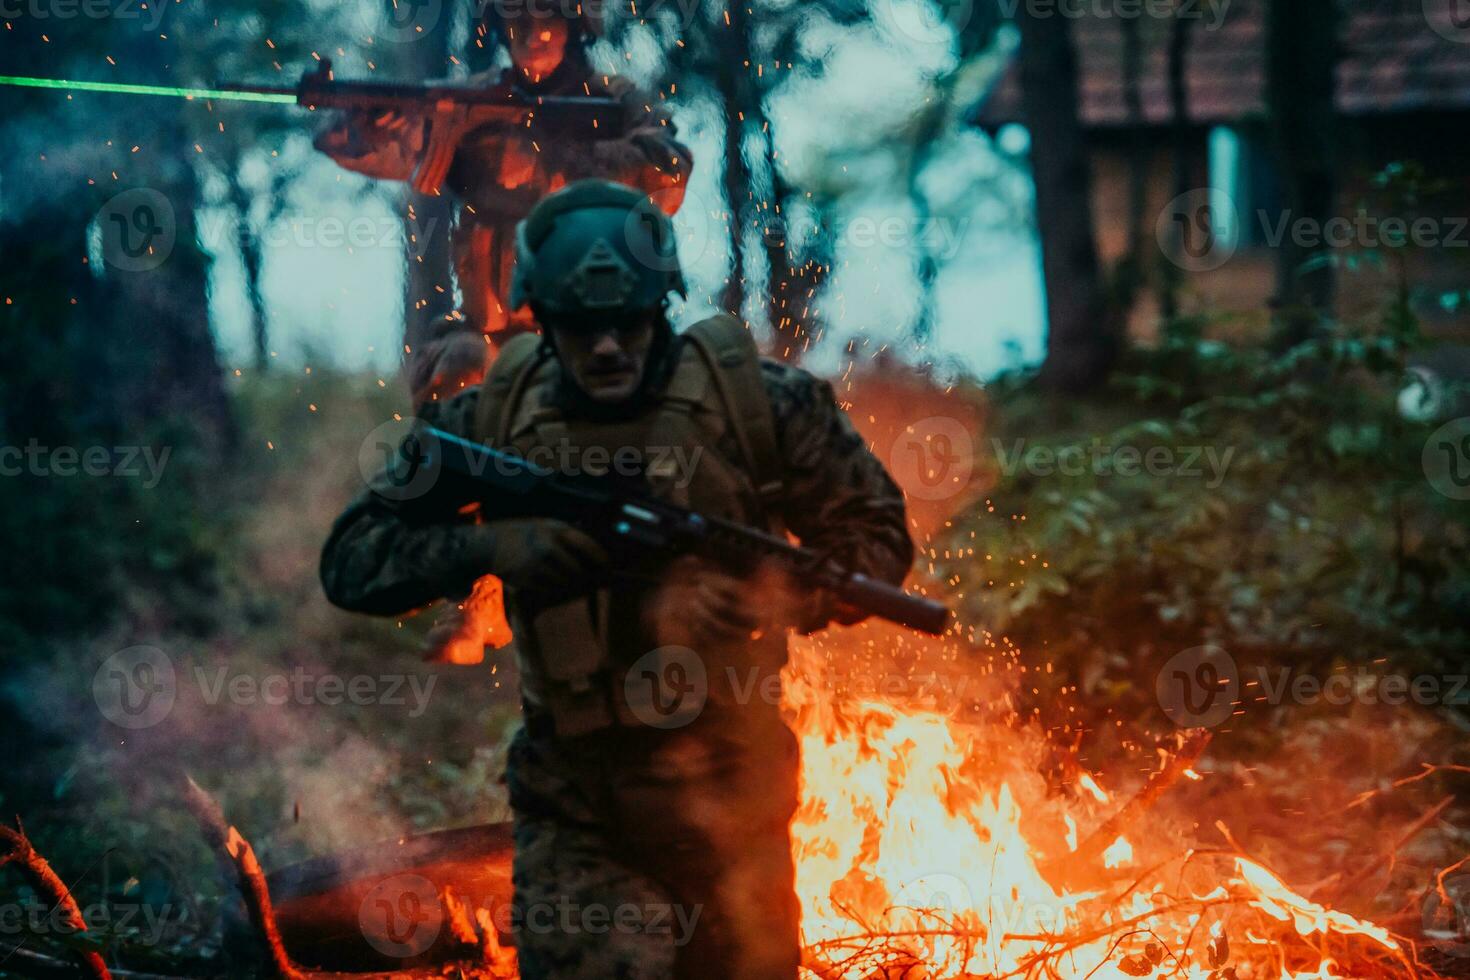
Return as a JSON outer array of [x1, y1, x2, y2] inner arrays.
[[322, 345, 913, 978], [316, 63, 692, 404]]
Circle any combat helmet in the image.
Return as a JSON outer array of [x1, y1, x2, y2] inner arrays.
[[509, 179, 686, 320]]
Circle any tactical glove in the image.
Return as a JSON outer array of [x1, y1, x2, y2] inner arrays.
[[468, 518, 609, 606]]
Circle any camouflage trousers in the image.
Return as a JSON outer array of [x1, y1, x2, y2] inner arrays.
[[504, 718, 802, 980]]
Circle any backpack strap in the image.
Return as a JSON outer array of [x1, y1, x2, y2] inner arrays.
[[472, 333, 551, 446], [681, 315, 786, 515]]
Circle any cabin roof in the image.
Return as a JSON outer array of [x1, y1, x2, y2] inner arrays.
[[973, 0, 1470, 130]]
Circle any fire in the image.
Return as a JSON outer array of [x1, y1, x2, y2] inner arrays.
[[783, 636, 1411, 980]]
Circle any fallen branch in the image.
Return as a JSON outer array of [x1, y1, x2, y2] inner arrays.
[[0, 817, 111, 980], [1323, 795, 1455, 904], [179, 775, 303, 980], [1, 946, 182, 980], [1044, 729, 1212, 883]]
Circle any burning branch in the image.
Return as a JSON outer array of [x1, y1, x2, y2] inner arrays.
[[0, 818, 111, 980], [1046, 729, 1212, 884], [178, 775, 303, 980]]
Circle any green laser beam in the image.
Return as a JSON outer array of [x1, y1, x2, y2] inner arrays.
[[0, 75, 295, 105]]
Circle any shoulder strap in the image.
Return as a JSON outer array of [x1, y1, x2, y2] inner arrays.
[[472, 333, 550, 446], [682, 315, 785, 510]]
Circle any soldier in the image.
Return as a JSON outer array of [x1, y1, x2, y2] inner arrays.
[[316, 3, 692, 404], [320, 180, 915, 979]]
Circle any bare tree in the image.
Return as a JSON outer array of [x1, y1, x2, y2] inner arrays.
[[1264, 0, 1338, 347], [1016, 7, 1119, 390]]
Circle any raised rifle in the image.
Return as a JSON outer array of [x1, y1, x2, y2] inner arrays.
[[399, 426, 952, 636], [220, 59, 626, 193]]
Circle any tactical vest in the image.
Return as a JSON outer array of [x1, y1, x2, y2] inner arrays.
[[471, 315, 787, 737]]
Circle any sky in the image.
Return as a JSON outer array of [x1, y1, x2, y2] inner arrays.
[[205, 4, 1048, 382]]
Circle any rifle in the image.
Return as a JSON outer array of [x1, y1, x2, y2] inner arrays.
[[403, 426, 952, 636], [219, 59, 626, 193], [0, 62, 626, 196]]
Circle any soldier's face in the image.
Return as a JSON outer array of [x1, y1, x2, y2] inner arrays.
[[507, 18, 570, 82], [550, 315, 658, 404]]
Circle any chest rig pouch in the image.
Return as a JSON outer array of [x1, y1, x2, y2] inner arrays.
[[472, 315, 785, 737]]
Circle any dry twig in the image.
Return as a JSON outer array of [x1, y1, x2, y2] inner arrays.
[[0, 817, 111, 980], [179, 775, 303, 980]]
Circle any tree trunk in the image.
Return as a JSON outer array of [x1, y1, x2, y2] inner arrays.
[[1265, 0, 1338, 348], [716, 2, 756, 319], [1017, 7, 1118, 390], [1113, 12, 1148, 320], [1159, 5, 1194, 321]]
